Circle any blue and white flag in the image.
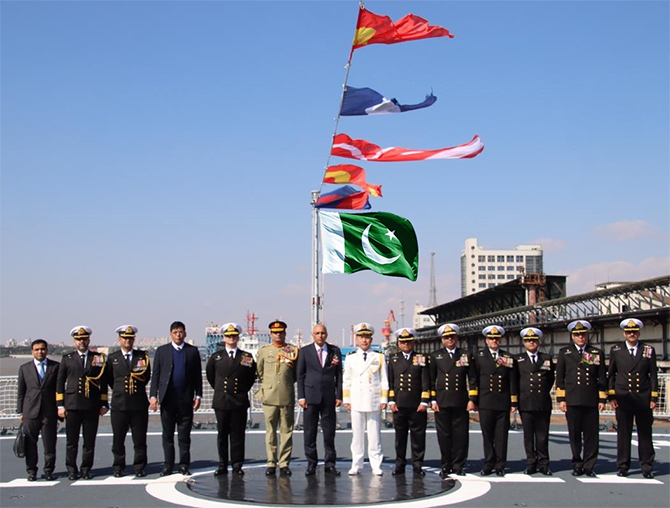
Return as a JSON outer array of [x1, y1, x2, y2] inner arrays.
[[340, 86, 437, 116]]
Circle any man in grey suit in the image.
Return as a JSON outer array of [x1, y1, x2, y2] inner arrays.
[[149, 321, 203, 476], [297, 324, 343, 476], [17, 339, 60, 481]]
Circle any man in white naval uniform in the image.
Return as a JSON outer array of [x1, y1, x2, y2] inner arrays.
[[343, 323, 389, 476]]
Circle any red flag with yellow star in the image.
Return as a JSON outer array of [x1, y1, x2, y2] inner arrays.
[[352, 8, 454, 54]]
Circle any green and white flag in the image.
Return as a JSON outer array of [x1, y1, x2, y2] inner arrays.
[[320, 211, 419, 281]]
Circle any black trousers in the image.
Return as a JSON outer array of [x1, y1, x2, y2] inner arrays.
[[615, 404, 655, 472], [23, 413, 57, 474], [479, 409, 510, 471], [111, 409, 149, 472], [393, 406, 427, 469], [303, 400, 337, 467], [215, 408, 248, 469], [160, 392, 194, 469], [519, 410, 551, 469], [434, 406, 469, 472], [565, 405, 599, 472], [65, 409, 99, 473]]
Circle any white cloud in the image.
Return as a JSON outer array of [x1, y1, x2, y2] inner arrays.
[[529, 237, 566, 254], [566, 257, 670, 295], [592, 220, 658, 242]]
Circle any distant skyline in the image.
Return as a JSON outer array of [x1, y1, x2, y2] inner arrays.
[[2, 1, 668, 347]]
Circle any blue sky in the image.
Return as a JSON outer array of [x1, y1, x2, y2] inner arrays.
[[2, 1, 668, 347]]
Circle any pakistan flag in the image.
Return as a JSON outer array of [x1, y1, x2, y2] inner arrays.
[[320, 211, 419, 281]]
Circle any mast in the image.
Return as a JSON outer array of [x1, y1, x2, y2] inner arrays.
[[311, 190, 322, 326]]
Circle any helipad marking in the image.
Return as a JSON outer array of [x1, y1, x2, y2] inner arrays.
[[144, 463, 492, 507], [456, 473, 564, 483], [577, 475, 663, 485], [0, 478, 59, 487]]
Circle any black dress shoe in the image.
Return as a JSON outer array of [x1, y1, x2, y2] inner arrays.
[[392, 468, 405, 476], [134, 470, 146, 478], [571, 468, 584, 476], [617, 469, 628, 477], [232, 467, 245, 476], [44, 472, 56, 481], [279, 467, 292, 477], [27, 473, 36, 482], [439, 469, 450, 479], [524, 467, 537, 475], [214, 467, 228, 476], [454, 470, 466, 476], [160, 468, 172, 477], [265, 467, 276, 476], [414, 468, 426, 477], [584, 470, 596, 477], [324, 466, 341, 476], [68, 472, 79, 481], [113, 470, 124, 478], [305, 464, 317, 476], [80, 471, 92, 480], [480, 469, 493, 476], [642, 471, 654, 479], [539, 468, 552, 476], [178, 466, 191, 476], [495, 469, 505, 477]]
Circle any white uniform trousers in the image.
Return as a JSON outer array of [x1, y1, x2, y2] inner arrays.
[[350, 410, 383, 472]]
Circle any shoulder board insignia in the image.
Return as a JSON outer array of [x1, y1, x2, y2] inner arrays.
[[517, 356, 526, 362], [347, 350, 357, 356], [612, 345, 621, 351]]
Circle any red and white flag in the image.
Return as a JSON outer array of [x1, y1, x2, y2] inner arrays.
[[331, 134, 484, 162]]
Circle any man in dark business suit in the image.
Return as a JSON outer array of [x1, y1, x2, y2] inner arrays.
[[57, 326, 109, 481], [17, 339, 60, 481], [206, 323, 257, 476], [107, 325, 151, 478], [149, 321, 203, 476], [515, 327, 555, 476], [297, 324, 343, 476]]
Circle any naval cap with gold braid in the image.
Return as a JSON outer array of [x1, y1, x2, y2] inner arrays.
[[620, 318, 643, 332], [438, 323, 459, 337], [70, 326, 92, 339], [269, 320, 287, 332], [115, 325, 138, 338], [222, 322, 242, 336], [394, 327, 416, 341], [520, 327, 543, 340], [354, 322, 374, 336], [482, 325, 505, 338], [567, 320, 592, 334]]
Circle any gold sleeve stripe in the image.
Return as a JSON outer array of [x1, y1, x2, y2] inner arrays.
[[469, 389, 479, 396], [343, 390, 350, 398], [56, 393, 64, 401], [556, 388, 566, 397], [431, 390, 437, 396], [100, 394, 108, 401], [389, 390, 395, 397], [511, 395, 519, 403], [421, 391, 430, 398], [608, 389, 615, 395], [598, 391, 607, 398], [381, 390, 389, 398], [651, 391, 659, 397]]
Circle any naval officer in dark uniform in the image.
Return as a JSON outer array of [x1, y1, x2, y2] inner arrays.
[[387, 327, 430, 476], [429, 323, 477, 478], [206, 323, 257, 476], [515, 327, 555, 475], [107, 325, 151, 477], [556, 320, 607, 477], [473, 325, 518, 477], [57, 326, 109, 480], [608, 318, 659, 478]]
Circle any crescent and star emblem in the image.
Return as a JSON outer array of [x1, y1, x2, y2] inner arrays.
[[362, 224, 401, 265]]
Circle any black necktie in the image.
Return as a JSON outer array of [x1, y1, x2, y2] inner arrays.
[[629, 349, 635, 357], [229, 351, 235, 360], [448, 350, 453, 359], [125, 354, 131, 366], [363, 352, 367, 361], [80, 354, 86, 367]]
